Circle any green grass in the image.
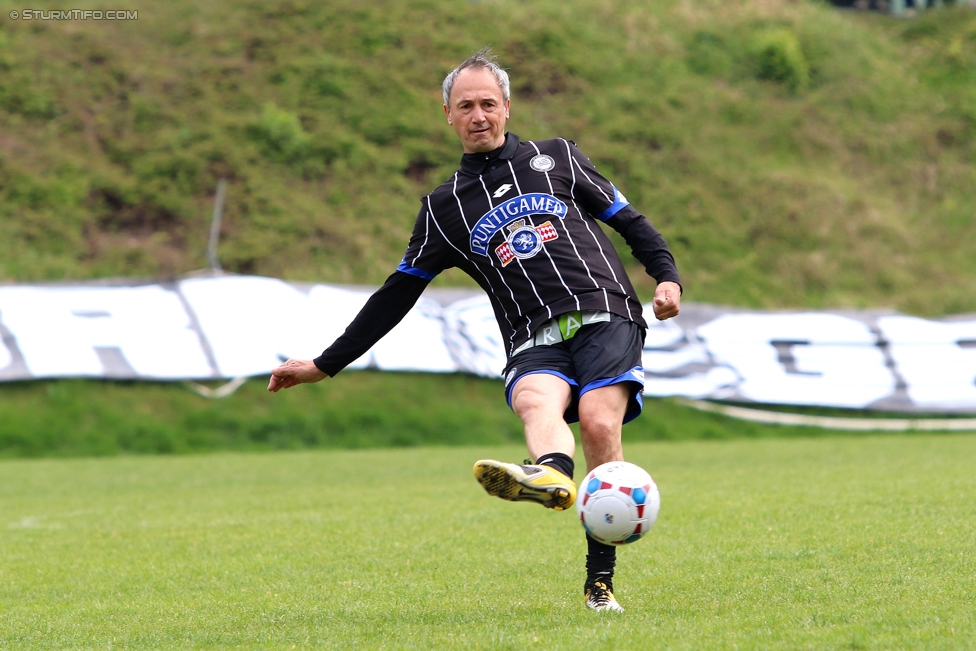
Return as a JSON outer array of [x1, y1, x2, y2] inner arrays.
[[2, 0, 976, 455], [6, 372, 963, 459], [1, 436, 974, 649], [2, 5, 974, 643], [0, 373, 525, 458], [1, 0, 975, 315]]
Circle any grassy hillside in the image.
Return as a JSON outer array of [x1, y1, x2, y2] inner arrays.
[[1, 0, 975, 315], [2, 1, 976, 460]]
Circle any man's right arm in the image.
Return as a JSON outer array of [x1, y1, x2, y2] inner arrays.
[[269, 199, 445, 392], [312, 270, 431, 377], [267, 270, 431, 392]]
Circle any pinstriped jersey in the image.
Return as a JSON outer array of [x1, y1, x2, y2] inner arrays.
[[397, 134, 680, 357]]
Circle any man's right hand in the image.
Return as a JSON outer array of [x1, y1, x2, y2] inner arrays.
[[267, 359, 328, 392]]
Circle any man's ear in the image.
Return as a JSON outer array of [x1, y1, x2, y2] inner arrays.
[[443, 104, 452, 125]]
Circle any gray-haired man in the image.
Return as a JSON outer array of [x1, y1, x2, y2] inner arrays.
[[269, 48, 681, 612]]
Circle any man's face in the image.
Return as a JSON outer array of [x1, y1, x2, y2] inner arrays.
[[444, 67, 510, 154]]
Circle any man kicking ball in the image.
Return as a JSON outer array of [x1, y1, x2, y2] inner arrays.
[[269, 48, 681, 612]]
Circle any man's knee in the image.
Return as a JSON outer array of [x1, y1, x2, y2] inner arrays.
[[578, 384, 630, 437], [579, 411, 619, 442], [511, 373, 571, 421]]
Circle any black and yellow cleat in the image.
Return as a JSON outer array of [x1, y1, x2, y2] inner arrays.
[[473, 459, 577, 511], [584, 580, 624, 613]]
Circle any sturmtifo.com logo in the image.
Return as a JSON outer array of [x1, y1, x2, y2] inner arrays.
[[8, 9, 138, 20]]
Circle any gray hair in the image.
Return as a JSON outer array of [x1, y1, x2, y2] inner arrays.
[[442, 47, 511, 107]]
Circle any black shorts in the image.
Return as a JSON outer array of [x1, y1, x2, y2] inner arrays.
[[502, 314, 646, 425]]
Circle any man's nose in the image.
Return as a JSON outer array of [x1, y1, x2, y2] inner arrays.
[[471, 105, 487, 123]]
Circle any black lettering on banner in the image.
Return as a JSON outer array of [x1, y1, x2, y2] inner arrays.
[[770, 340, 822, 376], [0, 311, 31, 380], [958, 340, 976, 386], [94, 347, 138, 378]]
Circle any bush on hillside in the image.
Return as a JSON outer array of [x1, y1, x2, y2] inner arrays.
[[750, 28, 810, 92], [249, 103, 312, 163]]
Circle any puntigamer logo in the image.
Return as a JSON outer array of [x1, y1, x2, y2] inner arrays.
[[470, 193, 567, 256]]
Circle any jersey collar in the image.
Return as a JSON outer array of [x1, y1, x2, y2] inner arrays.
[[459, 133, 520, 175]]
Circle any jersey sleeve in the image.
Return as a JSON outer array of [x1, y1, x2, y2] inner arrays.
[[605, 206, 682, 289], [566, 140, 682, 289], [563, 140, 630, 221], [312, 200, 451, 377], [313, 270, 430, 376], [398, 197, 453, 280]]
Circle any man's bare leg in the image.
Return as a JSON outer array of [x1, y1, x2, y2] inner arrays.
[[510, 373, 574, 461], [578, 382, 631, 613], [473, 373, 577, 510], [577, 383, 629, 472]]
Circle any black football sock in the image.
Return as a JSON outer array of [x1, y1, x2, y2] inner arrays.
[[534, 451, 574, 481], [585, 533, 617, 591]]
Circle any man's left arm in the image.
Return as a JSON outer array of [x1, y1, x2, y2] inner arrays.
[[605, 206, 682, 320], [562, 140, 681, 319]]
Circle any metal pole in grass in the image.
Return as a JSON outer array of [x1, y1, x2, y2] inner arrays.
[[207, 179, 227, 274], [184, 178, 249, 398]]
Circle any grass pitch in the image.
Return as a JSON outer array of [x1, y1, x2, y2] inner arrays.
[[2, 435, 974, 650]]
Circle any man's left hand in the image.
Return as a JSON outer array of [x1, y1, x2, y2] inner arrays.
[[652, 281, 681, 321]]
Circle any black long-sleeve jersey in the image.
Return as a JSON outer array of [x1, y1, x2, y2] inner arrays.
[[314, 133, 680, 377]]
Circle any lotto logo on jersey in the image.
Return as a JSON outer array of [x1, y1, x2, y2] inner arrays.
[[494, 220, 558, 266]]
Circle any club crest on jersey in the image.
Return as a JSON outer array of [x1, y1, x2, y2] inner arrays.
[[495, 219, 558, 266], [470, 192, 567, 256], [530, 154, 555, 172]]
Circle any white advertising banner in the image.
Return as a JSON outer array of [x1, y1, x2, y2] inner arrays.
[[1, 275, 974, 413], [694, 313, 895, 409]]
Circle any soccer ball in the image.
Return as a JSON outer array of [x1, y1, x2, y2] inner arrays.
[[577, 461, 660, 546]]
